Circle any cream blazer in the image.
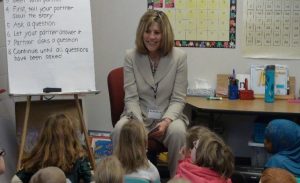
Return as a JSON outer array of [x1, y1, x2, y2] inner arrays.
[[123, 47, 188, 126]]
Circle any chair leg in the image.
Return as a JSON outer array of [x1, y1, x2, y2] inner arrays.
[[147, 150, 158, 166]]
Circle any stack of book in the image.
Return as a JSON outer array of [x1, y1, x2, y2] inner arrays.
[[88, 130, 112, 163]]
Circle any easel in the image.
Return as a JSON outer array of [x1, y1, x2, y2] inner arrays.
[[16, 91, 99, 170]]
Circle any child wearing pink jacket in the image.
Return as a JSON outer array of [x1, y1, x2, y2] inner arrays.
[[175, 126, 234, 183]]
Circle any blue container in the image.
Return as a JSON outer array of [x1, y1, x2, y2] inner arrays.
[[265, 65, 275, 103], [228, 84, 239, 100]]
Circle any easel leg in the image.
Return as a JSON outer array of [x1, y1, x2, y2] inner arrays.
[[74, 94, 95, 169], [17, 96, 31, 170]]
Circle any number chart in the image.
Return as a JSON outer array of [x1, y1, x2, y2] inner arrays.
[[243, 0, 300, 59]]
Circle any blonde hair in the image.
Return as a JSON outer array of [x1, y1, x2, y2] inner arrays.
[[22, 113, 84, 173], [260, 168, 296, 183], [114, 119, 149, 173], [189, 126, 234, 178], [94, 155, 124, 183], [135, 9, 174, 56], [29, 166, 66, 183], [167, 178, 191, 183]]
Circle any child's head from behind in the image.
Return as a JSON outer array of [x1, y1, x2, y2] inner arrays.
[[186, 125, 211, 150], [39, 113, 80, 146], [188, 126, 234, 178], [94, 155, 124, 183], [23, 113, 83, 172], [114, 119, 148, 173], [29, 166, 66, 183], [264, 119, 300, 154], [167, 178, 191, 183], [260, 168, 296, 183]]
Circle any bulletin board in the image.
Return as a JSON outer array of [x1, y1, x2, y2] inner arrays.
[[148, 0, 236, 48]]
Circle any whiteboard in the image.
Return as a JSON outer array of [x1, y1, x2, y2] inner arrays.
[[4, 0, 96, 95]]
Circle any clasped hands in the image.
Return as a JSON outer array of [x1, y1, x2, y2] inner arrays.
[[148, 118, 172, 138]]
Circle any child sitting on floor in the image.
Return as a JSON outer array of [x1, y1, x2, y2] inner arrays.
[[260, 168, 296, 183], [94, 155, 124, 183], [11, 113, 93, 183], [114, 119, 160, 182], [29, 166, 66, 183], [175, 126, 234, 183], [263, 119, 300, 182]]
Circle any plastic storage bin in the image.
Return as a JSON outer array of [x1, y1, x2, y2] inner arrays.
[[248, 141, 269, 168], [253, 122, 267, 143]]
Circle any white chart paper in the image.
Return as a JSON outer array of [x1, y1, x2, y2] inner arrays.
[[4, 0, 96, 95]]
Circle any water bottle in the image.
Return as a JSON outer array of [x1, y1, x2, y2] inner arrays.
[[265, 65, 275, 103]]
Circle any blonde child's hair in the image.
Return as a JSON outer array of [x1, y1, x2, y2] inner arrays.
[[167, 177, 191, 183], [94, 155, 124, 183], [260, 168, 296, 183], [135, 9, 174, 56], [29, 166, 66, 183], [189, 126, 234, 178], [114, 119, 149, 173], [22, 113, 84, 173]]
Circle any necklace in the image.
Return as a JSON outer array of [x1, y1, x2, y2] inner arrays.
[[148, 56, 159, 76]]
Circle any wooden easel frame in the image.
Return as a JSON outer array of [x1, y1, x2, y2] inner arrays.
[[16, 91, 99, 170]]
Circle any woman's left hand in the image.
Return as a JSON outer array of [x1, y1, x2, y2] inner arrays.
[[148, 118, 172, 138]]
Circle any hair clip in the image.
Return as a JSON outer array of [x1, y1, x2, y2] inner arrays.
[[155, 10, 163, 19], [193, 139, 200, 149], [0, 149, 6, 156]]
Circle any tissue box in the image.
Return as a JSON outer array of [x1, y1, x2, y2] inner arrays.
[[187, 88, 215, 97]]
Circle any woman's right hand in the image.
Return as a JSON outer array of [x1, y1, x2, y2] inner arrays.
[[148, 119, 171, 138]]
